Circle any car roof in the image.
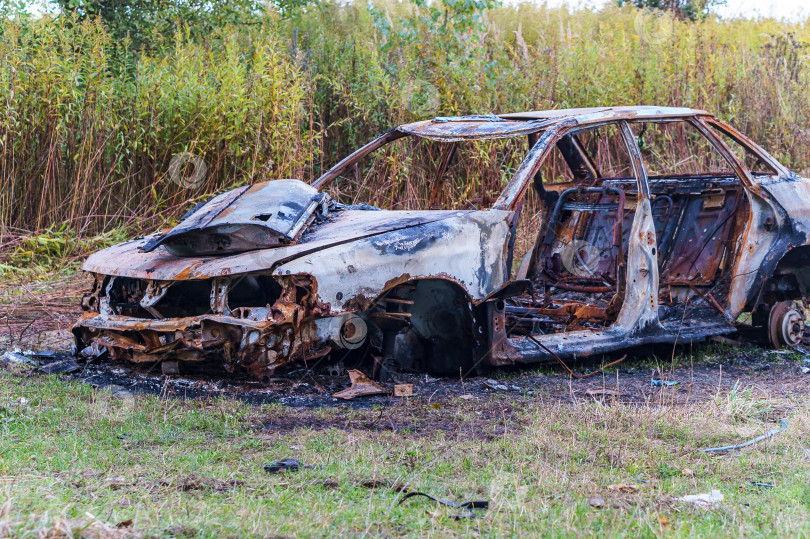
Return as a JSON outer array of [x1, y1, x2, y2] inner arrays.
[[398, 106, 712, 141], [498, 105, 707, 121]]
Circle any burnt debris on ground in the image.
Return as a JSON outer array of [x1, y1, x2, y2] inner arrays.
[[2, 337, 809, 412]]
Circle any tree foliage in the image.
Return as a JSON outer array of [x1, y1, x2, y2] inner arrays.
[[55, 0, 267, 47], [615, 0, 725, 20]]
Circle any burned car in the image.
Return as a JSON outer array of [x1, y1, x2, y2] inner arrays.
[[73, 106, 810, 381]]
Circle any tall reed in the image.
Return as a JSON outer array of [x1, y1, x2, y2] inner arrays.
[[0, 15, 315, 246], [0, 2, 808, 257]]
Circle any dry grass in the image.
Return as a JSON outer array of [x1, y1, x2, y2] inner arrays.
[[0, 272, 88, 351]]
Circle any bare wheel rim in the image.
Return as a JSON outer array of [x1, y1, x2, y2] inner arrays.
[[768, 301, 804, 349]]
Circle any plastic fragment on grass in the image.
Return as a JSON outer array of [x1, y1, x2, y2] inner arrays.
[[483, 379, 509, 391], [37, 359, 81, 375], [651, 379, 679, 387], [0, 351, 36, 365], [699, 419, 788, 454], [264, 459, 312, 474], [677, 489, 724, 507], [28, 350, 59, 360], [585, 388, 624, 397]]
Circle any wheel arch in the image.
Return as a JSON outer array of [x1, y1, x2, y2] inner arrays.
[[364, 277, 482, 375], [759, 245, 810, 305], [748, 245, 810, 349]]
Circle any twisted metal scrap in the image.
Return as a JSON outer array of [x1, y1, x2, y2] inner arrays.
[[699, 419, 789, 454]]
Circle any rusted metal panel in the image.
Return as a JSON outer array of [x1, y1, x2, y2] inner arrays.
[[142, 180, 324, 256], [613, 197, 660, 332], [397, 117, 553, 142], [273, 210, 513, 311], [508, 319, 735, 363], [611, 121, 660, 333]]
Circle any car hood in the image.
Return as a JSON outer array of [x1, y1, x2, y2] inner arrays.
[[141, 180, 327, 256], [83, 208, 474, 281]]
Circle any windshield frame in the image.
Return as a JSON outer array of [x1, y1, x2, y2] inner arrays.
[[311, 118, 556, 194]]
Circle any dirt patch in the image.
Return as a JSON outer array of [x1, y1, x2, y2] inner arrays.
[[253, 396, 526, 441], [61, 338, 808, 412], [2, 336, 808, 425], [55, 470, 247, 498], [0, 274, 86, 351], [569, 346, 810, 405], [172, 475, 246, 493]]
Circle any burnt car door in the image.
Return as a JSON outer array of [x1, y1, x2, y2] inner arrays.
[[517, 122, 642, 328], [485, 120, 664, 366], [625, 118, 753, 334]]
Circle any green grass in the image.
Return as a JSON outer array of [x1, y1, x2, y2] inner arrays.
[[0, 369, 808, 537]]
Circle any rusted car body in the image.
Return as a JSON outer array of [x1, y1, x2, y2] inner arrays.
[[72, 106, 810, 380]]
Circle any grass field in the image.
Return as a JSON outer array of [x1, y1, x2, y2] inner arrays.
[[0, 353, 808, 538]]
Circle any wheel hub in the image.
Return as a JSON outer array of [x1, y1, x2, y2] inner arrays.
[[768, 301, 805, 349]]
